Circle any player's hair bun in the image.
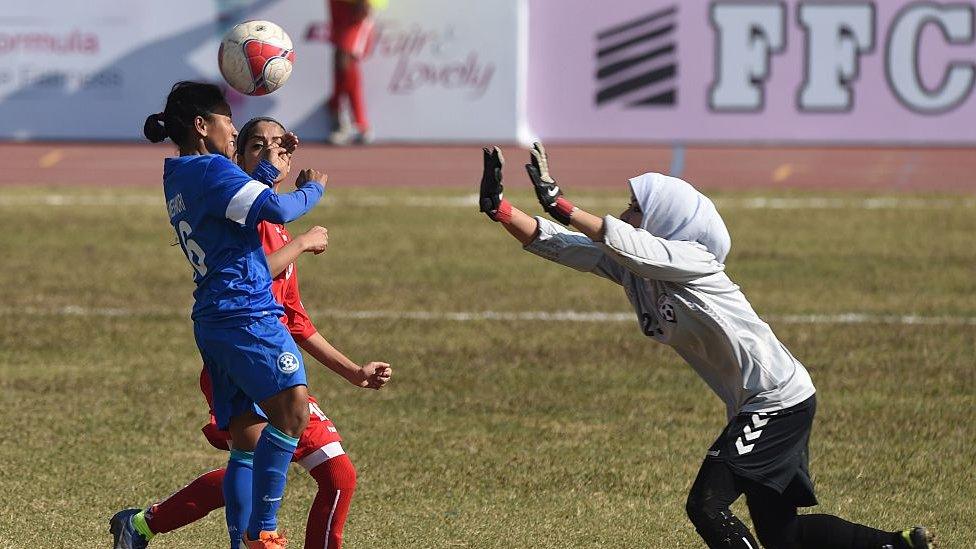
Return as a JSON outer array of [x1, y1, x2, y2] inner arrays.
[[144, 112, 168, 143]]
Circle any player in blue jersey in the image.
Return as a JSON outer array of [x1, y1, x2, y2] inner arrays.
[[143, 81, 325, 549]]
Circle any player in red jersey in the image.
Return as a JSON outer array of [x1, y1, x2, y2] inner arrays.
[[111, 117, 391, 549], [327, 0, 376, 145]]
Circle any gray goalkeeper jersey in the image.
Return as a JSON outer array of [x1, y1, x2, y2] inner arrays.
[[526, 216, 815, 419]]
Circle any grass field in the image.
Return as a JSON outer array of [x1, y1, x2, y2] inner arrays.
[[0, 186, 974, 547]]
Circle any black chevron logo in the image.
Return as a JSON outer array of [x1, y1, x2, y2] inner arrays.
[[595, 6, 678, 107]]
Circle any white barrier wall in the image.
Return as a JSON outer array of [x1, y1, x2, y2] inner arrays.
[[528, 0, 976, 144], [5, 1, 976, 144], [0, 0, 527, 142]]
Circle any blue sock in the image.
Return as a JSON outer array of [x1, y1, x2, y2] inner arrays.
[[224, 449, 254, 549], [247, 425, 299, 538]]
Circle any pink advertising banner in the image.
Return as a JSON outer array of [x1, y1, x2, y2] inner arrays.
[[528, 0, 976, 143]]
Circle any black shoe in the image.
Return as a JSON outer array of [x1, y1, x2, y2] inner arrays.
[[899, 526, 935, 548]]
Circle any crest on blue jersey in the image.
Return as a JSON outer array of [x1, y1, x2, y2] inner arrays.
[[277, 352, 300, 374]]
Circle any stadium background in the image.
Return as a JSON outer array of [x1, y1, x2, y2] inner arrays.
[[1, 0, 974, 547]]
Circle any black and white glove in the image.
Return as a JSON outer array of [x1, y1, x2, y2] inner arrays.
[[525, 142, 576, 225], [479, 146, 513, 223]]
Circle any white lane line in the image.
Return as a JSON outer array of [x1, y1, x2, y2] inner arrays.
[[12, 305, 181, 317], [722, 197, 976, 210], [322, 309, 976, 326], [0, 194, 974, 210], [770, 313, 976, 326], [4, 306, 975, 326]]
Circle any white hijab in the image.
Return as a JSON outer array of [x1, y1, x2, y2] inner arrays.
[[628, 173, 731, 263]]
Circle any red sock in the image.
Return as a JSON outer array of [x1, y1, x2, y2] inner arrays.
[[345, 58, 369, 132], [305, 454, 357, 549], [145, 468, 226, 535]]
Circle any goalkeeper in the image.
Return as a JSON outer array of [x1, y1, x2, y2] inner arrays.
[[477, 144, 934, 549]]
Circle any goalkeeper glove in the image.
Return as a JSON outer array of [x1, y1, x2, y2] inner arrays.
[[479, 146, 512, 223], [525, 142, 576, 225]]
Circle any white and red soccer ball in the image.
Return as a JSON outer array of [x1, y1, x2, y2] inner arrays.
[[219, 20, 295, 96]]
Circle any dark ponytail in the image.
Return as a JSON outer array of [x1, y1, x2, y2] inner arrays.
[[143, 81, 229, 146], [143, 113, 167, 143]]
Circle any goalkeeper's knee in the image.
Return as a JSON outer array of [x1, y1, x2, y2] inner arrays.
[[686, 499, 760, 549]]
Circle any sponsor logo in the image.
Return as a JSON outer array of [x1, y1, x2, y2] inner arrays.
[[305, 21, 496, 99], [0, 30, 100, 56], [657, 294, 677, 323], [640, 312, 664, 337], [735, 413, 771, 455], [277, 352, 300, 374], [595, 5, 678, 108], [709, 1, 976, 115], [262, 495, 283, 503]]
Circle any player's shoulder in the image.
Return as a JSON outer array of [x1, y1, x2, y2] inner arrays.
[[164, 154, 237, 184], [201, 154, 246, 179]]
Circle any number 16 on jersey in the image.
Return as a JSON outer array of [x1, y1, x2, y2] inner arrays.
[[177, 220, 208, 277]]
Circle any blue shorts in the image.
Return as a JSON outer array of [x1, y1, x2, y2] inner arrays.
[[194, 314, 307, 430]]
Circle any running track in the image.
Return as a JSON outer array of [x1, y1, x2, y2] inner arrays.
[[1, 143, 974, 192]]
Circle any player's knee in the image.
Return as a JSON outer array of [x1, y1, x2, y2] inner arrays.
[[263, 386, 310, 437], [685, 494, 715, 529], [331, 454, 358, 490], [280, 404, 309, 438], [686, 498, 751, 546], [341, 457, 357, 488], [753, 518, 798, 549]]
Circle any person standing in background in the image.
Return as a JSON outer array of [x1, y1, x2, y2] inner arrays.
[[326, 0, 385, 145]]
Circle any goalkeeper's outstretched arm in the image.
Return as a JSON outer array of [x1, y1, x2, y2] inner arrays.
[[479, 146, 539, 245], [479, 145, 627, 283]]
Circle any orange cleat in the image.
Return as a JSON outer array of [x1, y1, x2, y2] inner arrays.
[[244, 530, 288, 548]]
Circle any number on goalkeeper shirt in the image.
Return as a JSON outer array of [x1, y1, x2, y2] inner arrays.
[[178, 220, 208, 277]]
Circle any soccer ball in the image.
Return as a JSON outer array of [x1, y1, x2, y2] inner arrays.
[[219, 20, 295, 96]]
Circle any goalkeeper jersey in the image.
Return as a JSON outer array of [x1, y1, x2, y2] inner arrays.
[[525, 216, 816, 419]]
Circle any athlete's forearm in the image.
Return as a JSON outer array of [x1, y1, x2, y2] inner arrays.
[[567, 208, 606, 242], [500, 204, 541, 246], [257, 182, 324, 224], [297, 332, 365, 386], [265, 238, 306, 277]]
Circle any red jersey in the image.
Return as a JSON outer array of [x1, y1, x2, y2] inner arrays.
[[258, 220, 318, 342]]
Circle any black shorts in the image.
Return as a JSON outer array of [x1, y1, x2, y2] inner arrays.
[[706, 394, 818, 507]]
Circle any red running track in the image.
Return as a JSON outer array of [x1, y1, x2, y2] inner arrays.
[[1, 142, 974, 192]]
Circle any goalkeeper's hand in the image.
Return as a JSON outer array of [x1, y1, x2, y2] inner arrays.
[[480, 146, 512, 223], [525, 142, 576, 225]]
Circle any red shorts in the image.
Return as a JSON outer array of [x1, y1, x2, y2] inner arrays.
[[329, 0, 375, 57], [200, 369, 344, 471]]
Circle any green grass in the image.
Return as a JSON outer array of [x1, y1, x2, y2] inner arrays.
[[0, 186, 973, 547]]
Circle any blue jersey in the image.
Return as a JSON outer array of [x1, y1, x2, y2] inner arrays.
[[163, 154, 282, 326]]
